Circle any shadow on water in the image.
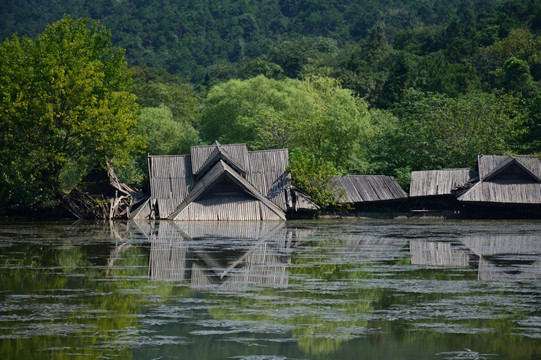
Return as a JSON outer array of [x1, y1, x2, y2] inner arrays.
[[0, 219, 540, 359]]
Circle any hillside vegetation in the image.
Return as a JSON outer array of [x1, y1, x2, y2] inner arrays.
[[1, 0, 541, 211]]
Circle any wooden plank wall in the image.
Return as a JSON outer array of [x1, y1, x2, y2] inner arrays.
[[247, 149, 291, 210], [478, 155, 541, 179], [173, 196, 284, 220], [149, 155, 193, 218], [458, 181, 541, 204], [410, 169, 472, 197], [334, 175, 407, 203], [191, 144, 249, 175]]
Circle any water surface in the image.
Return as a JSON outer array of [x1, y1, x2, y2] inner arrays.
[[0, 219, 540, 359]]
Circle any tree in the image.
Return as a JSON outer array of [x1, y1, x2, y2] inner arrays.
[[0, 16, 140, 210], [200, 75, 372, 207], [391, 90, 527, 171], [200, 75, 371, 171]]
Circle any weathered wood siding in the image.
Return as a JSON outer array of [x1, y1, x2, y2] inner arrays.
[[410, 169, 473, 197], [458, 181, 541, 204], [333, 175, 407, 203], [147, 145, 296, 220], [477, 154, 541, 179], [191, 144, 249, 176], [459, 155, 541, 204], [247, 149, 290, 210], [148, 155, 193, 218], [173, 196, 284, 221]]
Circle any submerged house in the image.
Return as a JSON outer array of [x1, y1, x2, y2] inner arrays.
[[332, 175, 408, 209], [409, 155, 541, 217], [458, 155, 541, 206], [409, 168, 476, 210], [131, 142, 317, 220]]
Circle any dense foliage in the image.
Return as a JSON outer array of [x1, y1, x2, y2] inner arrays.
[[2, 0, 541, 210], [0, 16, 140, 209]]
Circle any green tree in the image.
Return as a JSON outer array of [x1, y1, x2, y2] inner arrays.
[[392, 90, 527, 170], [200, 75, 372, 207], [138, 105, 198, 156], [0, 16, 140, 210], [200, 75, 371, 171]]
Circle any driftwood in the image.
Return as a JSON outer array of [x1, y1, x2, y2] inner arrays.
[[61, 189, 110, 219], [61, 163, 147, 220]]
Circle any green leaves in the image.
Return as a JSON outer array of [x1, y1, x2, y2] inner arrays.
[[0, 15, 140, 209], [391, 90, 527, 171]]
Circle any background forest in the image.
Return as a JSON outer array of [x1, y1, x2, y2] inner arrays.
[[1, 0, 541, 211]]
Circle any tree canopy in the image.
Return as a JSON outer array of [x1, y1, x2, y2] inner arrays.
[[0, 15, 140, 209]]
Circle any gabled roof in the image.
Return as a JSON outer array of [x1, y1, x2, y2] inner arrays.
[[482, 157, 541, 183], [144, 144, 294, 219], [333, 175, 407, 203], [477, 154, 541, 180], [190, 143, 249, 176], [167, 160, 286, 220], [194, 141, 246, 179], [459, 155, 541, 204]]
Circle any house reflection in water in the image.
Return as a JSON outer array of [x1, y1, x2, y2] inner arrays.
[[132, 221, 306, 291], [410, 233, 541, 281]]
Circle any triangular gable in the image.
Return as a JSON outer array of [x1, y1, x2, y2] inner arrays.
[[168, 160, 286, 220], [194, 141, 246, 179], [190, 142, 249, 176], [482, 157, 541, 183], [476, 155, 508, 179]]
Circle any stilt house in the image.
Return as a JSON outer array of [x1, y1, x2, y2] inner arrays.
[[131, 142, 317, 220]]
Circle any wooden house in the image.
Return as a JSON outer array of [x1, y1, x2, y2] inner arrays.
[[332, 175, 408, 209], [131, 142, 317, 220], [457, 155, 541, 206], [409, 155, 541, 217], [409, 169, 476, 198], [409, 168, 476, 211]]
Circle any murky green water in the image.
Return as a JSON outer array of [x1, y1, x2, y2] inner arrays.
[[0, 219, 540, 360]]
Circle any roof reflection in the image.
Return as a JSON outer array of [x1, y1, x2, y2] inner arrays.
[[130, 221, 309, 291], [410, 232, 541, 281]]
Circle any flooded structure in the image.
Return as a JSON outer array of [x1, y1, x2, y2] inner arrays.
[[409, 155, 541, 217], [458, 155, 541, 205], [332, 175, 408, 208], [131, 142, 317, 220]]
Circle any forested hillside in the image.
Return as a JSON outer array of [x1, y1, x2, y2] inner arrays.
[[0, 0, 516, 82], [1, 0, 541, 211]]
